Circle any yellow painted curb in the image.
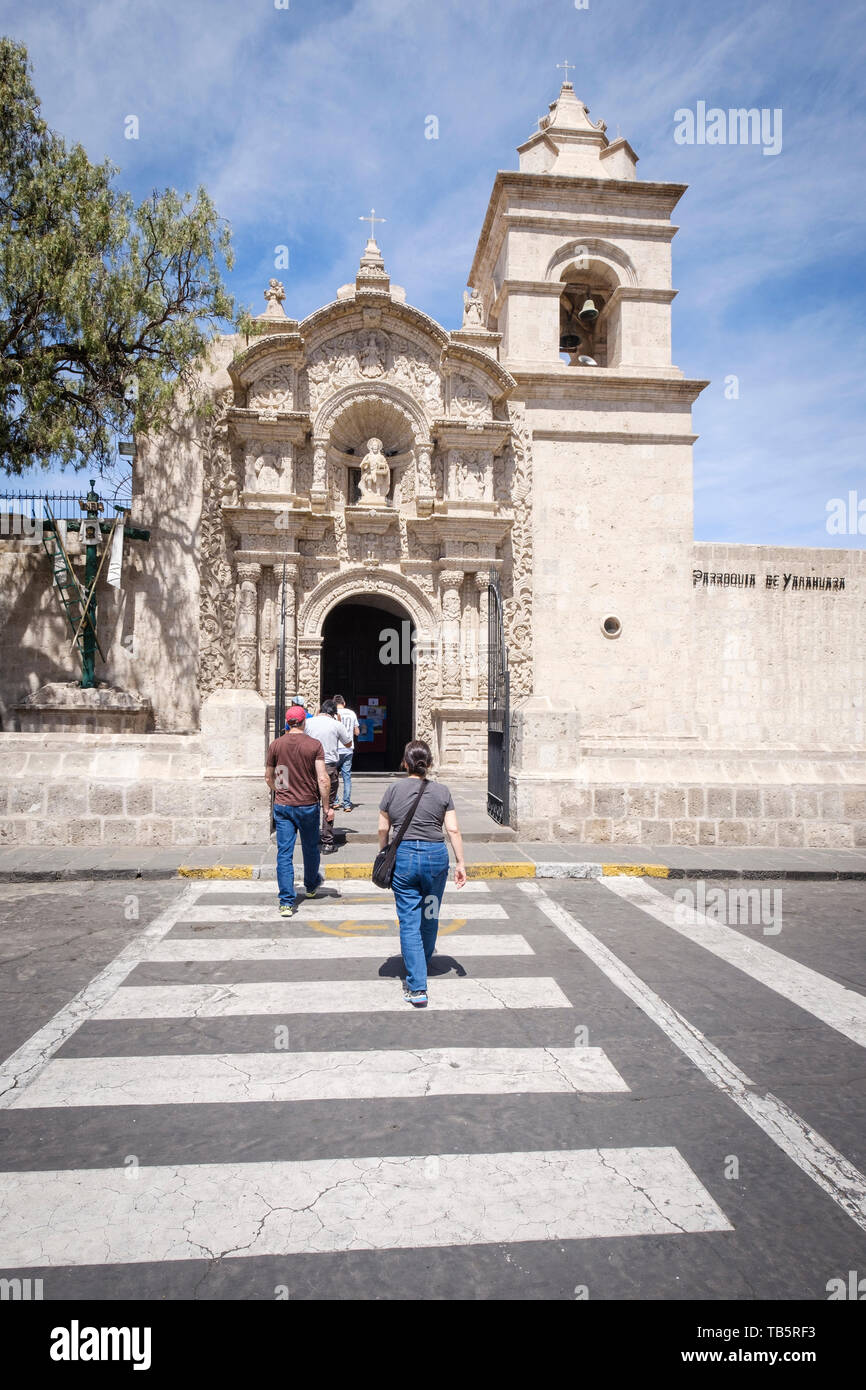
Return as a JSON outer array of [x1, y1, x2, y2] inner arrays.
[[466, 862, 536, 879], [178, 866, 254, 880], [601, 862, 670, 878], [323, 863, 375, 879]]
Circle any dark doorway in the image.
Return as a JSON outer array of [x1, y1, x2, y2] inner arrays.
[[321, 599, 415, 772]]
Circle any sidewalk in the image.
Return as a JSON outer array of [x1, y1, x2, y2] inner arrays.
[[1, 839, 866, 882]]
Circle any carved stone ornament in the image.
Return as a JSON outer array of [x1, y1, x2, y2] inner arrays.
[[358, 437, 391, 506], [264, 279, 286, 306], [306, 331, 442, 415], [198, 395, 238, 697], [249, 364, 294, 412], [451, 376, 490, 419]]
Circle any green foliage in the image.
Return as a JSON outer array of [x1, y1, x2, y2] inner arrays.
[[0, 37, 236, 475]]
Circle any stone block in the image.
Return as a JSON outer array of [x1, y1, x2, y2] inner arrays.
[[0, 819, 26, 845], [169, 755, 201, 779], [88, 783, 124, 816], [561, 790, 592, 818], [626, 787, 657, 818], [734, 789, 761, 818], [592, 788, 625, 819], [657, 788, 686, 819], [68, 817, 103, 845], [201, 689, 268, 773], [672, 819, 697, 845], [2, 752, 31, 777], [747, 819, 778, 846], [154, 783, 197, 818], [583, 818, 612, 843], [806, 823, 853, 848], [717, 820, 747, 846], [103, 818, 137, 845], [641, 819, 672, 846], [207, 819, 238, 846], [854, 822, 866, 848], [26, 818, 70, 846], [687, 788, 705, 817], [611, 817, 642, 844], [793, 789, 820, 819], [195, 783, 232, 818], [46, 784, 89, 818], [136, 817, 174, 847], [172, 819, 211, 847], [777, 821, 805, 847], [762, 789, 793, 819], [697, 821, 717, 845], [843, 789, 866, 820], [125, 784, 154, 817], [9, 785, 45, 815], [233, 783, 269, 818], [707, 788, 733, 818], [820, 789, 843, 820]]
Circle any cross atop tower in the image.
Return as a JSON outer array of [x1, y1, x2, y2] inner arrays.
[[556, 59, 575, 85], [360, 208, 386, 240]]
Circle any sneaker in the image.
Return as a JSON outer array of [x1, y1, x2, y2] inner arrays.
[[343, 804, 353, 813], [280, 903, 297, 918], [402, 984, 428, 1008], [305, 875, 325, 899]]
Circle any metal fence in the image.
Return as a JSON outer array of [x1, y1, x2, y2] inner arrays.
[[0, 490, 132, 522]]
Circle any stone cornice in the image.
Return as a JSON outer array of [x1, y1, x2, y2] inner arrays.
[[431, 419, 511, 451], [510, 370, 709, 404], [300, 296, 450, 350], [439, 342, 515, 396]]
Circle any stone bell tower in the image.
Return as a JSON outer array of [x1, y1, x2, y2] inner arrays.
[[469, 78, 709, 835]]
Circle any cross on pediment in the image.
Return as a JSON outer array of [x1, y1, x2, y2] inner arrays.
[[556, 59, 575, 83]]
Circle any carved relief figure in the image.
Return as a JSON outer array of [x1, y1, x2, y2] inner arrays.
[[254, 454, 281, 491], [359, 332, 387, 378], [358, 437, 391, 506], [250, 365, 294, 412]]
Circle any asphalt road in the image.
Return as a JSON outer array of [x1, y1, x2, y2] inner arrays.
[[0, 874, 864, 1303]]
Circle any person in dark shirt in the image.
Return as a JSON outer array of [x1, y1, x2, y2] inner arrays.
[[378, 739, 466, 1007], [265, 704, 333, 917]]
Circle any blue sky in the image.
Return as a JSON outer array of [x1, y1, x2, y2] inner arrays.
[[3, 0, 865, 547]]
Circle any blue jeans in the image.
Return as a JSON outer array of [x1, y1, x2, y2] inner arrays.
[[337, 751, 353, 806], [391, 840, 450, 992], [273, 802, 321, 906]]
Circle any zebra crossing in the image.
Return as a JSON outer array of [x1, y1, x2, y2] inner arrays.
[[0, 875, 735, 1277]]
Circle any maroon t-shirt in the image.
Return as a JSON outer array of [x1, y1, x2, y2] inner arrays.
[[266, 731, 324, 806]]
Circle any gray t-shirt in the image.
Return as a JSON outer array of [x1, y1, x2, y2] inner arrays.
[[379, 779, 454, 842], [306, 714, 351, 765]]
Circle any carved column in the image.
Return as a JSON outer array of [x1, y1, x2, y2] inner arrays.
[[416, 443, 434, 516], [260, 567, 276, 697], [311, 438, 328, 511], [439, 570, 463, 700], [280, 563, 298, 692], [235, 562, 261, 689], [476, 571, 489, 699], [297, 642, 321, 707]]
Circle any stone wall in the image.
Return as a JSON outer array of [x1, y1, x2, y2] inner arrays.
[[0, 690, 270, 848]]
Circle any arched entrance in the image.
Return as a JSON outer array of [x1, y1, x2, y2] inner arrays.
[[320, 595, 415, 772]]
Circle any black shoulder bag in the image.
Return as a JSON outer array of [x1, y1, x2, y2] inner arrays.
[[372, 780, 429, 890]]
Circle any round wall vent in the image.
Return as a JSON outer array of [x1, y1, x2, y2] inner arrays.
[[601, 615, 622, 639]]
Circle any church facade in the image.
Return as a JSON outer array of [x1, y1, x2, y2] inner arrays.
[[2, 79, 865, 848]]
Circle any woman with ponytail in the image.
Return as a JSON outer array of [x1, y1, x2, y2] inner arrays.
[[378, 739, 467, 1007]]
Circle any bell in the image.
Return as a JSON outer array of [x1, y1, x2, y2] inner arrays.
[[559, 332, 581, 352], [577, 291, 598, 326]]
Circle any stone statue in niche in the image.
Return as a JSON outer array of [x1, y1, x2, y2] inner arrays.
[[358, 437, 391, 507], [462, 287, 485, 328], [254, 454, 281, 491]]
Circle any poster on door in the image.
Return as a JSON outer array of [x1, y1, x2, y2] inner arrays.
[[358, 699, 387, 750]]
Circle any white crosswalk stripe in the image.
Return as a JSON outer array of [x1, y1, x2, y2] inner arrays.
[[9, 1046, 630, 1108], [177, 903, 508, 922], [149, 934, 534, 960], [92, 977, 573, 1018], [195, 879, 492, 895], [0, 1147, 731, 1268], [0, 877, 736, 1273]]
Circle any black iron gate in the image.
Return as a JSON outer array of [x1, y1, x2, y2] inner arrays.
[[487, 571, 510, 825]]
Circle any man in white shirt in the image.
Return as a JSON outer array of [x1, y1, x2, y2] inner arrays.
[[306, 699, 351, 851], [333, 694, 360, 812]]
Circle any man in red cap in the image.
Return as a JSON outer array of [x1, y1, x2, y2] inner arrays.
[[265, 704, 333, 916]]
